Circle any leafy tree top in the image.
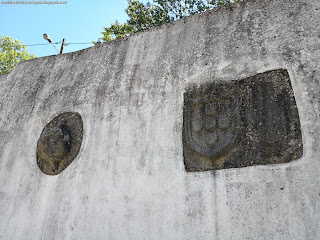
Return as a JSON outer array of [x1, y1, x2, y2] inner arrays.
[[0, 36, 36, 75], [95, 0, 241, 44]]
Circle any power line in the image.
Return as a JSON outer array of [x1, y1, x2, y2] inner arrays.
[[25, 41, 62, 46], [65, 42, 93, 45], [25, 41, 93, 47]]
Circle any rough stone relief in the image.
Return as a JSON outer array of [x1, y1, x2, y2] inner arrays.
[[36, 112, 83, 175], [183, 69, 303, 171]]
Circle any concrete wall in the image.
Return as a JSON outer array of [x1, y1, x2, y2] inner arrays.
[[1, 0, 320, 239]]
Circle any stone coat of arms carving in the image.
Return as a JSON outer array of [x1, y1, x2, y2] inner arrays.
[[183, 69, 302, 172]]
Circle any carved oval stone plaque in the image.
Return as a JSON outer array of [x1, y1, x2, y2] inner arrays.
[[37, 112, 83, 175]]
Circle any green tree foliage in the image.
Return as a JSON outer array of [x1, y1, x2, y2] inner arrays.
[[0, 36, 36, 75], [126, 0, 170, 32], [99, 20, 135, 43], [96, 0, 241, 43]]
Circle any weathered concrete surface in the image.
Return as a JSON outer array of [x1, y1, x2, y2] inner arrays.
[[1, 0, 320, 239]]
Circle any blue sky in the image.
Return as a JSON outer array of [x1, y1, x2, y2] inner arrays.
[[0, 0, 133, 57]]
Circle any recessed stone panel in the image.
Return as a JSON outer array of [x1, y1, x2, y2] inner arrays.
[[37, 112, 83, 175], [183, 69, 303, 172]]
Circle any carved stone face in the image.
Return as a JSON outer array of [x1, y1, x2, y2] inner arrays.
[[39, 126, 71, 159], [183, 69, 303, 172], [37, 112, 83, 175]]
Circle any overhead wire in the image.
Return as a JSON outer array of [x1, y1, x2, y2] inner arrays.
[[25, 41, 62, 46], [64, 42, 93, 45], [25, 41, 93, 47]]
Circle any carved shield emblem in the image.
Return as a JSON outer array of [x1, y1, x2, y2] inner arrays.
[[184, 90, 240, 160]]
